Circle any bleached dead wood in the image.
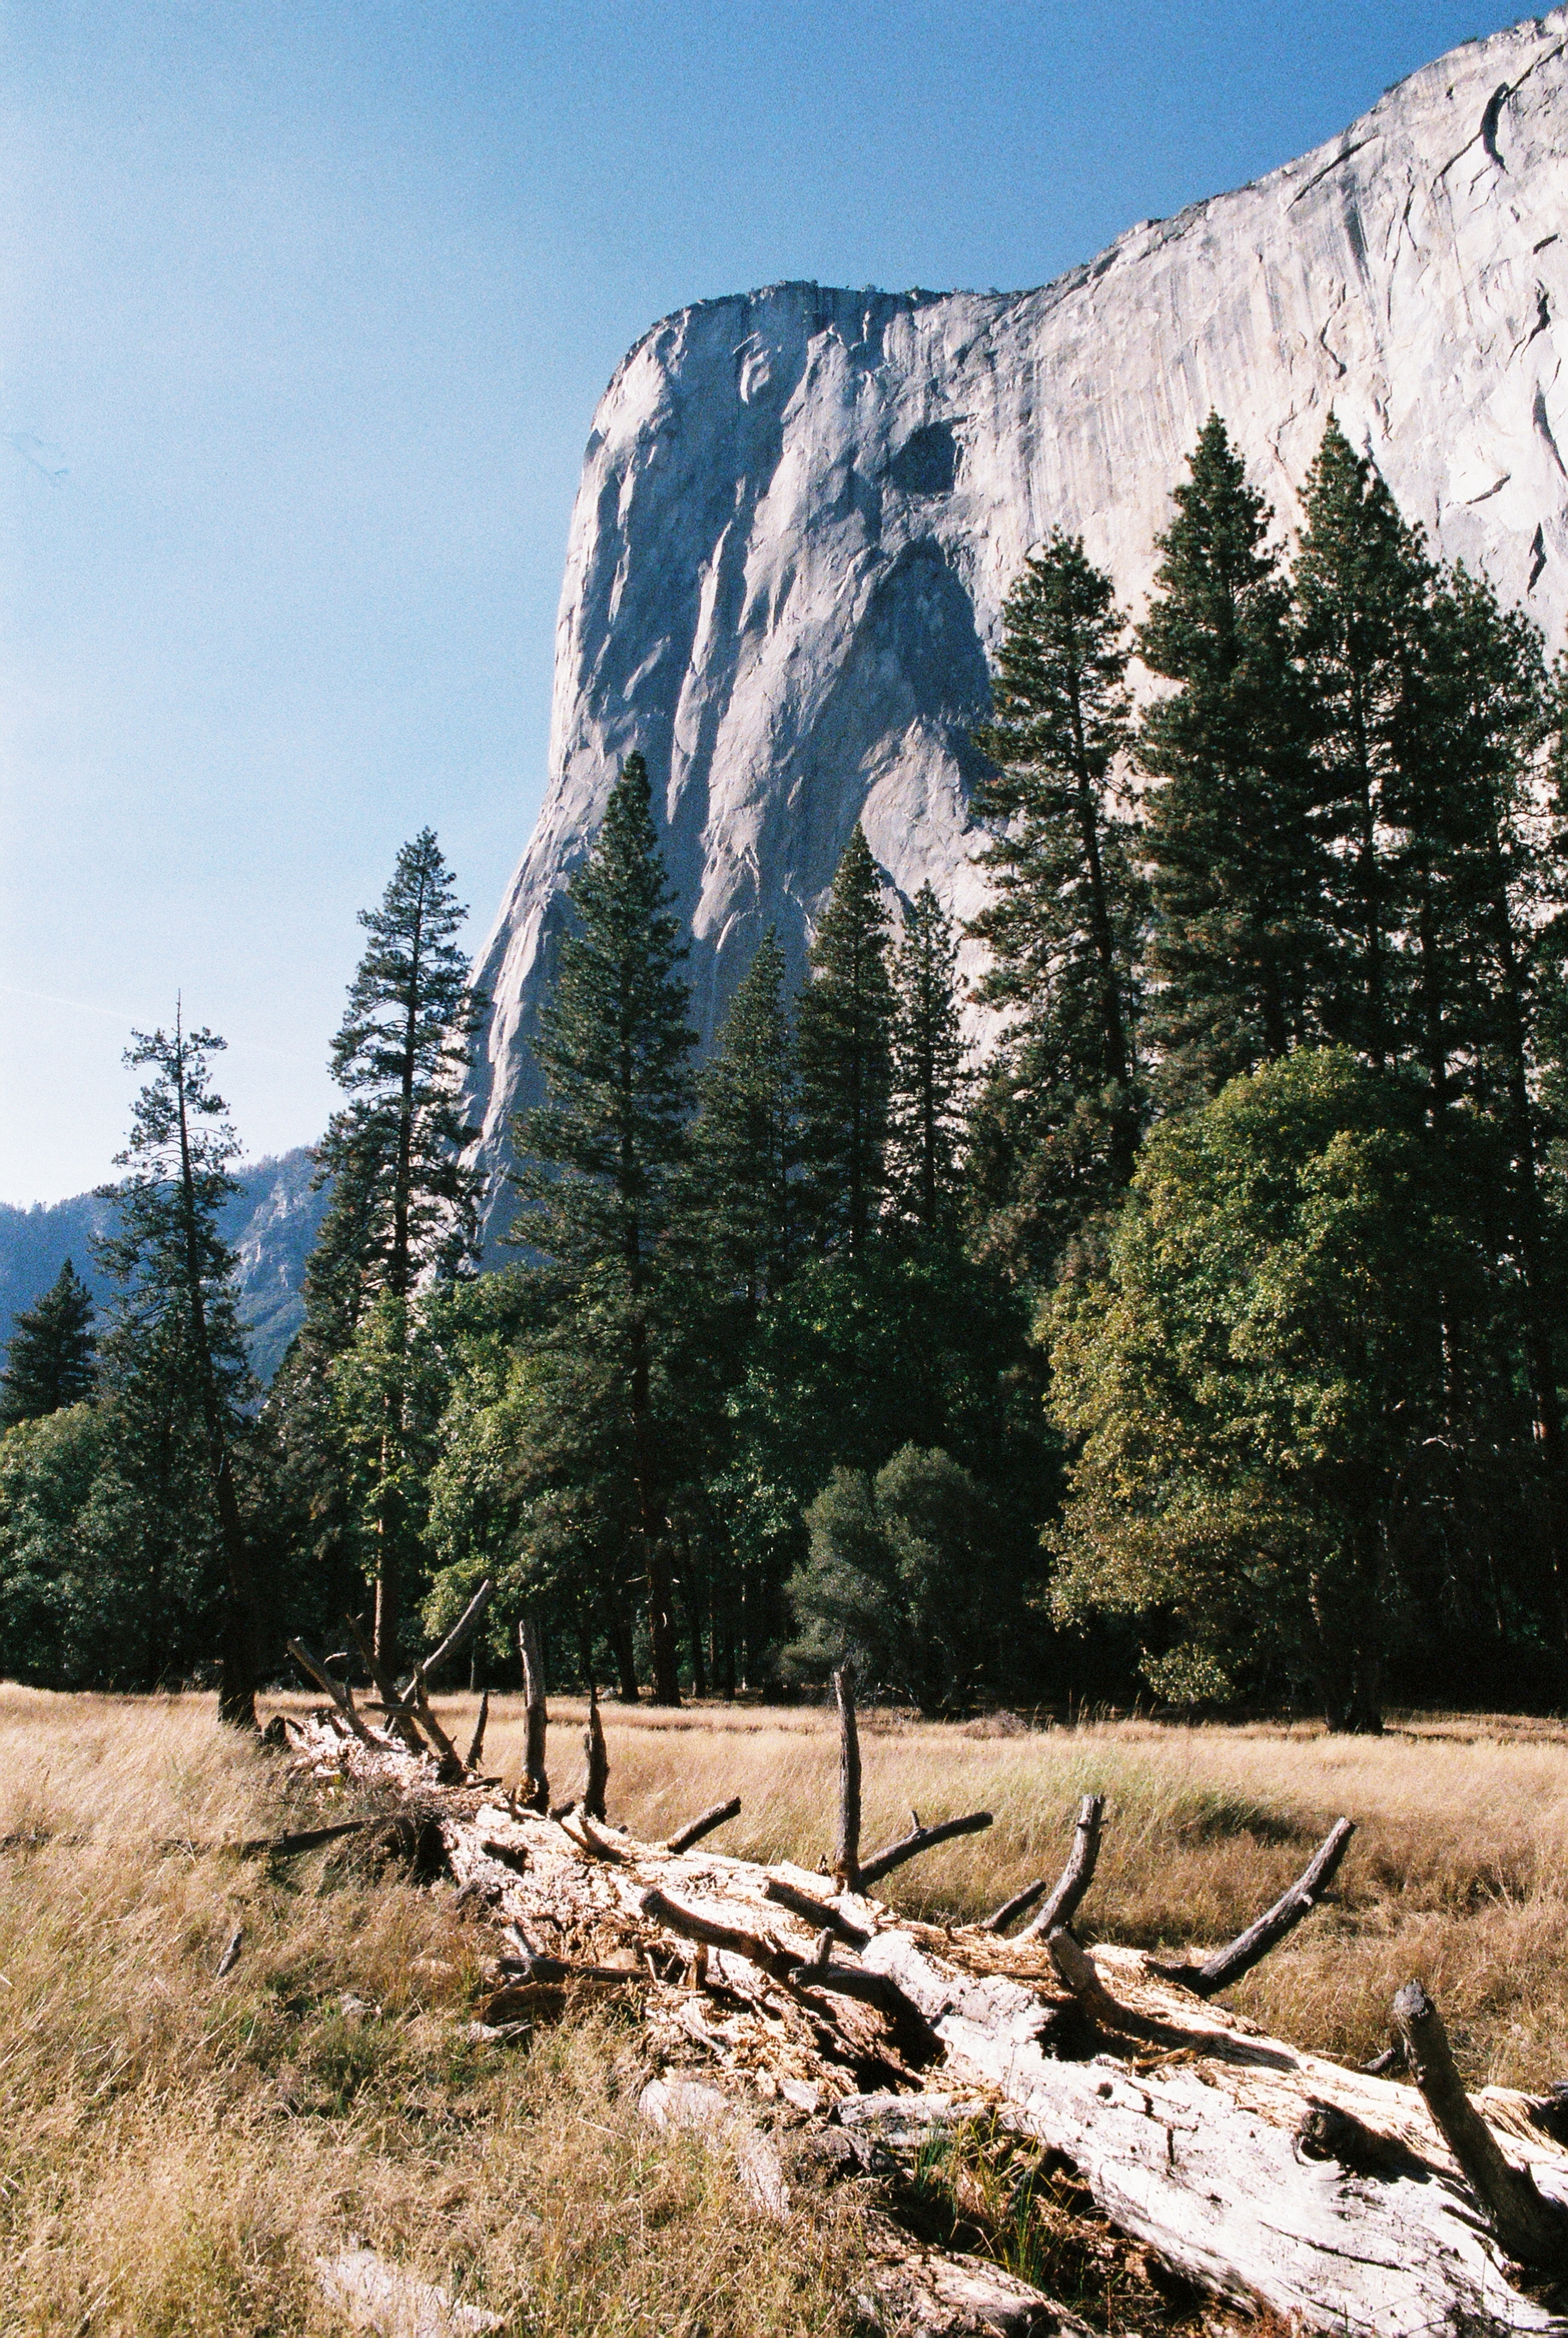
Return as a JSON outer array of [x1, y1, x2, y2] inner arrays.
[[284, 1709, 1568, 2336], [518, 1613, 548, 1812], [1158, 1815, 1356, 1997]]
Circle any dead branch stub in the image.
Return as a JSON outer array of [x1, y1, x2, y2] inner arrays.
[[583, 1687, 608, 1821], [1158, 1816, 1356, 1997], [665, 1796, 742, 1855], [518, 1613, 549, 1813], [833, 1664, 861, 1891]]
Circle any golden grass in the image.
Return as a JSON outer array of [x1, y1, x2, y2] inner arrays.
[[0, 1688, 856, 2336], [6, 1684, 1568, 2335]]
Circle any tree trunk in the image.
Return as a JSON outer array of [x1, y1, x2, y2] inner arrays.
[[607, 1604, 640, 1703]]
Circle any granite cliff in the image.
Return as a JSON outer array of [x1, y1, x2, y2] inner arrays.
[[467, 9, 1568, 1224]]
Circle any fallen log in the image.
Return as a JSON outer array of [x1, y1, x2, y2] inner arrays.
[[280, 1708, 1568, 2336], [666, 1796, 742, 1855], [859, 1808, 991, 1889], [1158, 1816, 1355, 1997]]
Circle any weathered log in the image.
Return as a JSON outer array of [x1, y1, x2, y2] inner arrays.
[[285, 1639, 376, 1743], [465, 1690, 490, 1774], [762, 1876, 870, 1947], [584, 1687, 609, 1822], [1169, 1816, 1355, 1997], [862, 1929, 1568, 2335], [665, 1796, 741, 1855], [858, 1808, 991, 1888], [518, 1612, 549, 1813], [1013, 1794, 1105, 1941], [833, 1664, 861, 1891], [1394, 1978, 1568, 2273], [282, 1708, 1568, 2338]]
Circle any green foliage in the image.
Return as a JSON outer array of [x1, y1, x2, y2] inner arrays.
[[795, 825, 895, 1256], [686, 928, 796, 1311], [1044, 1049, 1493, 1725], [312, 828, 484, 1325], [512, 752, 698, 1701], [889, 885, 969, 1237], [0, 1259, 96, 1428], [786, 1445, 995, 1712], [967, 532, 1145, 1279], [1139, 414, 1323, 1098]]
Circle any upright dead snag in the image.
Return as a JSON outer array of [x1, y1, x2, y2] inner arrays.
[[834, 1664, 861, 1891], [583, 1686, 609, 1821], [518, 1613, 549, 1813]]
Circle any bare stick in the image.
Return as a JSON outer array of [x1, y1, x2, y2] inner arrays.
[[641, 1883, 928, 2030], [981, 1873, 1054, 1933], [584, 1686, 608, 1821], [465, 1690, 490, 1773], [666, 1796, 741, 1855], [1047, 1927, 1171, 2046], [234, 1817, 382, 1859], [568, 1813, 628, 1863], [1014, 1795, 1106, 1941], [215, 1922, 244, 1976], [640, 1886, 796, 1981], [1394, 1980, 1568, 2271], [410, 1676, 465, 1778], [344, 1612, 428, 1755], [762, 1877, 871, 1947], [859, 1809, 991, 1888], [1184, 1817, 1355, 1997], [834, 1665, 861, 1891], [518, 1612, 549, 1813], [286, 1639, 375, 1744], [497, 1950, 645, 1987], [402, 1576, 494, 1694]]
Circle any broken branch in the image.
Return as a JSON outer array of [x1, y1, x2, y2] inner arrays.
[[1182, 1817, 1355, 1996], [858, 1809, 991, 1888], [466, 1690, 490, 1774], [665, 1796, 741, 1855], [1014, 1794, 1106, 1941], [1394, 1978, 1568, 2272], [285, 1639, 375, 1743], [583, 1686, 608, 1821], [403, 1577, 494, 1694], [762, 1876, 871, 1947]]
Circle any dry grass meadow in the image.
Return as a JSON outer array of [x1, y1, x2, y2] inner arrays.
[[4, 1682, 1568, 2335]]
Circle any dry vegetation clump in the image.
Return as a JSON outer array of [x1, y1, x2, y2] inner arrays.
[[462, 1693, 1568, 2087], [0, 1687, 858, 2337]]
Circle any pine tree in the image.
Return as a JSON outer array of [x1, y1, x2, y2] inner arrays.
[[514, 752, 697, 1705], [1293, 416, 1433, 1073], [95, 1013, 262, 1727], [889, 885, 968, 1237], [966, 532, 1145, 1276], [302, 828, 484, 1665], [689, 930, 796, 1310], [1139, 413, 1324, 1098], [0, 1260, 96, 1427], [795, 826, 895, 1256]]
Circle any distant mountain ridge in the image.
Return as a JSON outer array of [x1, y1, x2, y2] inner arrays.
[[0, 1149, 328, 1387]]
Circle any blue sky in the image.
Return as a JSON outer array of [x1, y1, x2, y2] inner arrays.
[[1, 0, 1526, 1202]]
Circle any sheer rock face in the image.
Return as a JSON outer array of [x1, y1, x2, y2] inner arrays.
[[468, 9, 1568, 1221]]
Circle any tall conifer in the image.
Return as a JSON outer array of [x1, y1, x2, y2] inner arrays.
[[514, 752, 697, 1705], [299, 829, 483, 1664], [96, 1014, 261, 1726], [795, 826, 895, 1256], [967, 532, 1144, 1276], [689, 930, 796, 1309], [889, 884, 968, 1237], [1139, 414, 1323, 1097], [0, 1261, 96, 1427]]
